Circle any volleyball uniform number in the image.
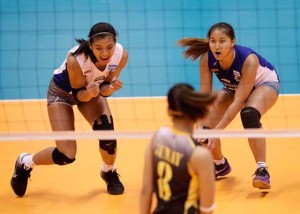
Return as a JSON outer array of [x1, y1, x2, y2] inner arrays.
[[157, 161, 173, 201]]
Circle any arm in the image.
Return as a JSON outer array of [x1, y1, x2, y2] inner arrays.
[[67, 53, 99, 102], [189, 147, 215, 214], [140, 138, 154, 214], [100, 48, 128, 97], [215, 53, 259, 129], [199, 53, 213, 94]]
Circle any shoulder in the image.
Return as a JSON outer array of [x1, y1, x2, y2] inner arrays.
[[189, 146, 213, 168], [67, 52, 82, 73], [235, 45, 258, 66], [235, 45, 255, 58], [151, 127, 173, 142], [192, 146, 212, 159], [156, 126, 173, 137], [200, 52, 209, 65], [117, 43, 128, 62]]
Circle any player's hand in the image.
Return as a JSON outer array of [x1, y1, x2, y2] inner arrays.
[[86, 82, 100, 97], [110, 78, 123, 92], [195, 138, 209, 147]]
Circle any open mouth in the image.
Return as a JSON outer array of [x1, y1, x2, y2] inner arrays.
[[215, 51, 221, 56], [100, 56, 109, 61]]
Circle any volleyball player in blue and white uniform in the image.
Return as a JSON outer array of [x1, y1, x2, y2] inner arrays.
[[178, 22, 280, 189], [11, 22, 128, 197]]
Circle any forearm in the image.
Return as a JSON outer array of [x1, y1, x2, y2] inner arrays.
[[139, 192, 152, 214], [216, 102, 243, 129], [76, 89, 94, 102]]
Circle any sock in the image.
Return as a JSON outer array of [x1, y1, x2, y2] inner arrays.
[[101, 164, 116, 172], [256, 162, 267, 169], [21, 154, 36, 170], [214, 157, 225, 165]]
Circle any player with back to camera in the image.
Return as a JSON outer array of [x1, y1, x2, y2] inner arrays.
[[10, 22, 128, 196], [177, 22, 280, 189], [140, 83, 216, 214]]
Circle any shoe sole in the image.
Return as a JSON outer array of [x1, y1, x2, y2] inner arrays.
[[253, 179, 271, 189], [216, 167, 231, 178], [108, 189, 124, 195]]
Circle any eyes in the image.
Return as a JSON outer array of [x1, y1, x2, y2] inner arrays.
[[209, 39, 227, 44], [94, 46, 114, 52]]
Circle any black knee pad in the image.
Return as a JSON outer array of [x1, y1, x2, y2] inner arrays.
[[93, 114, 117, 155], [52, 148, 75, 165], [240, 107, 262, 128]]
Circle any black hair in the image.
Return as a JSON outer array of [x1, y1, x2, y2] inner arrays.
[[168, 83, 216, 121], [72, 22, 118, 63], [177, 22, 235, 61]]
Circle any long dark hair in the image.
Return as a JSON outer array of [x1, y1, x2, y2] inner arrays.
[[72, 22, 118, 63], [168, 83, 216, 121], [177, 22, 235, 61]]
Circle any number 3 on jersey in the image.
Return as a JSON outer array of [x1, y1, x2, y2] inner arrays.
[[157, 161, 173, 201]]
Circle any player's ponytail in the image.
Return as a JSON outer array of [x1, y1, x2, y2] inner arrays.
[[177, 38, 209, 61]]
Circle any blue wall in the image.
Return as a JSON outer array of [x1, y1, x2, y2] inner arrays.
[[1, 0, 300, 99]]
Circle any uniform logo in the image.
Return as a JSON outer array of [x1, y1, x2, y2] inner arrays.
[[94, 76, 105, 83], [108, 64, 117, 71], [233, 70, 241, 82], [83, 70, 92, 75]]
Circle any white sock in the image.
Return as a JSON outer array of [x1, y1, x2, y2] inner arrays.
[[214, 157, 225, 165], [256, 162, 267, 169], [21, 154, 36, 169], [101, 164, 116, 172]]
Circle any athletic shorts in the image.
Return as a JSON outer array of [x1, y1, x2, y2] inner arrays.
[[47, 78, 79, 106], [223, 82, 280, 96]]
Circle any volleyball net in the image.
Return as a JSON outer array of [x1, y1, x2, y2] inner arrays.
[[1, 0, 300, 140]]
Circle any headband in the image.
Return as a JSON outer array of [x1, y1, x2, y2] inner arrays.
[[89, 32, 116, 40]]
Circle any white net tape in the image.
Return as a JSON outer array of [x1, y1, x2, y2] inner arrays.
[[1, 129, 300, 141]]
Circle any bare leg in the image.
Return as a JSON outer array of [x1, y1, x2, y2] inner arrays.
[[248, 138, 266, 163], [33, 103, 77, 165], [78, 96, 124, 194], [78, 96, 116, 166], [245, 86, 278, 164], [204, 91, 234, 160]]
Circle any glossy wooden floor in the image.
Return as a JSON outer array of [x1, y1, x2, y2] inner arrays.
[[1, 95, 300, 214]]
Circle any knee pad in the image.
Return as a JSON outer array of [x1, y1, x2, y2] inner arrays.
[[93, 114, 117, 155], [240, 107, 262, 128], [52, 148, 75, 165]]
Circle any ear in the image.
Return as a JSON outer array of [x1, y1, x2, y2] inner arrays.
[[231, 38, 236, 47]]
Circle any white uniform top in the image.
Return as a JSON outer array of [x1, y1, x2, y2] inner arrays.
[[53, 43, 123, 92]]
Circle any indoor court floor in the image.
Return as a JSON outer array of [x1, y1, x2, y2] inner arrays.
[[1, 95, 300, 214]]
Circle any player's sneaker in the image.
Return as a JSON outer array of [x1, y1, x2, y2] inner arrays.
[[10, 153, 32, 197], [215, 157, 231, 178], [101, 169, 124, 195], [252, 167, 271, 189]]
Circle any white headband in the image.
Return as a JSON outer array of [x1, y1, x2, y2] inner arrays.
[[89, 32, 116, 40]]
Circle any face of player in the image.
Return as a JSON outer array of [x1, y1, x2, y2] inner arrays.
[[209, 29, 235, 61], [90, 35, 116, 65]]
